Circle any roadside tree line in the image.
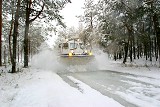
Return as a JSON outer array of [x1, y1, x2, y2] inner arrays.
[[97, 0, 160, 65], [62, 0, 160, 66], [1, 0, 71, 73]]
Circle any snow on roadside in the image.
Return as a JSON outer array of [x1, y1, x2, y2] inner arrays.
[[0, 68, 34, 107], [1, 47, 160, 107], [0, 68, 124, 107], [94, 50, 160, 79], [0, 48, 124, 107]]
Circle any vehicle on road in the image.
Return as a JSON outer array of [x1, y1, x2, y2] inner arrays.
[[59, 38, 93, 57], [58, 38, 94, 65]]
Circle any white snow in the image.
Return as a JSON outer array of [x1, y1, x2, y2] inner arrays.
[[67, 76, 124, 107], [94, 50, 160, 107], [10, 69, 123, 107], [95, 50, 160, 79], [0, 68, 124, 107], [0, 48, 160, 107]]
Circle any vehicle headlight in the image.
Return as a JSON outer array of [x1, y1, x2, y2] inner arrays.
[[85, 50, 88, 53], [69, 52, 72, 56], [71, 50, 74, 53], [89, 52, 92, 55]]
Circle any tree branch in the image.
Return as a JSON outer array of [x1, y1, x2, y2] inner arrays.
[[29, 3, 45, 23]]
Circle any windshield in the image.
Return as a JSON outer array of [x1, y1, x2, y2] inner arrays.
[[79, 43, 84, 49], [70, 43, 77, 49], [62, 43, 68, 49]]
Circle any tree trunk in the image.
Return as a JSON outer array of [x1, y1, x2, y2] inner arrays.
[[155, 37, 158, 61], [9, 18, 14, 65], [133, 35, 136, 60], [118, 51, 122, 59], [144, 45, 148, 60], [24, 22, 29, 67], [125, 24, 133, 62], [21, 48, 23, 63], [24, 1, 30, 68], [11, 0, 21, 73], [24, 0, 44, 67], [137, 39, 140, 59], [3, 45, 6, 67], [123, 40, 129, 64], [18, 41, 20, 62], [153, 13, 160, 65], [129, 40, 133, 62], [150, 2, 160, 65], [114, 53, 117, 61], [0, 0, 2, 66], [149, 37, 152, 61]]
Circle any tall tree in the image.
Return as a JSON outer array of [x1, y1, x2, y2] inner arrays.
[[78, 0, 98, 47], [148, 0, 160, 65], [23, 0, 71, 68], [23, 0, 44, 67], [12, 0, 21, 73], [0, 0, 2, 66]]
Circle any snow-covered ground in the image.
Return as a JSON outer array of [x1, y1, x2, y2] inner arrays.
[[0, 48, 160, 107], [95, 50, 160, 79], [0, 68, 125, 107]]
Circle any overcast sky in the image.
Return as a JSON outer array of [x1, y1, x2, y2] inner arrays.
[[47, 0, 85, 47], [61, 0, 85, 28]]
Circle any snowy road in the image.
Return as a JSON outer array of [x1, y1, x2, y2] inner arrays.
[[58, 70, 160, 107]]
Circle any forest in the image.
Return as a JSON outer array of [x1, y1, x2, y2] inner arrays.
[[57, 0, 160, 67], [1, 0, 160, 74], [1, 0, 71, 73]]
